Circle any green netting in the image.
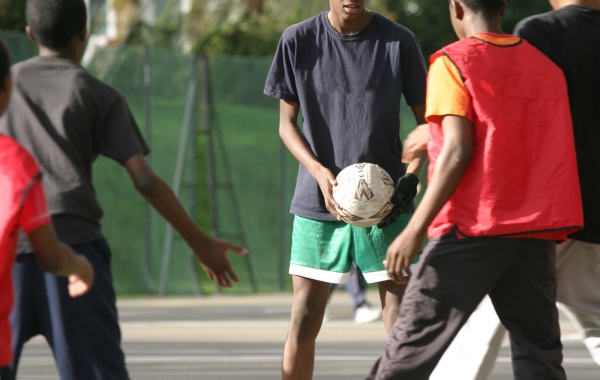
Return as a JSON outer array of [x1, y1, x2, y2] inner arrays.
[[0, 30, 36, 62], [1, 30, 423, 296], [207, 56, 421, 293], [87, 45, 207, 295]]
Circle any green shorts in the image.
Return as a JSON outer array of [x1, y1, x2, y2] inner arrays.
[[290, 213, 413, 284]]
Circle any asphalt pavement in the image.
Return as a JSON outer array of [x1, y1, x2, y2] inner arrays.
[[14, 291, 600, 379]]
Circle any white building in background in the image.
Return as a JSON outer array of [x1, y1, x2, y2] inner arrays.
[[83, 0, 196, 44], [81, 0, 233, 64], [82, 0, 197, 64]]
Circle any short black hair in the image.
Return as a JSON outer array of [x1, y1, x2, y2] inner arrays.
[[454, 0, 505, 17], [26, 0, 87, 50], [0, 38, 11, 87]]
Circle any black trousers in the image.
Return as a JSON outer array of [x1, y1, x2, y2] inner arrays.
[[0, 367, 8, 380], [11, 240, 129, 380], [367, 231, 566, 380]]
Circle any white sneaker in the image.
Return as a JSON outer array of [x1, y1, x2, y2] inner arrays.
[[353, 303, 382, 324]]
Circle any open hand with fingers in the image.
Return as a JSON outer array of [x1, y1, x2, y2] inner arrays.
[[384, 227, 425, 284], [194, 238, 248, 288], [378, 173, 419, 228]]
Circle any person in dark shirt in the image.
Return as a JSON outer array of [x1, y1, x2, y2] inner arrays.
[[264, 0, 428, 378], [0, 37, 94, 380], [0, 1, 247, 379], [513, 0, 600, 367]]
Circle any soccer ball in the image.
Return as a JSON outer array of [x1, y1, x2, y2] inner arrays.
[[332, 163, 395, 228]]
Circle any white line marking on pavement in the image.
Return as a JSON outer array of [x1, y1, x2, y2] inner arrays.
[[19, 354, 596, 365]]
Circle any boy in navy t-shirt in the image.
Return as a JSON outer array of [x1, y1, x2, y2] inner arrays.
[[264, 0, 428, 378]]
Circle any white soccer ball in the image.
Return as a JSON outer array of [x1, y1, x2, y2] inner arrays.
[[332, 163, 395, 228]]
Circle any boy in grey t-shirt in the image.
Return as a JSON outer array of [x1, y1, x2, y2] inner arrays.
[[264, 0, 428, 378], [0, 1, 247, 379]]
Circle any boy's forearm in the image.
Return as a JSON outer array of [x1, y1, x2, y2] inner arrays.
[[137, 174, 210, 250], [29, 224, 81, 275], [405, 149, 427, 177], [47, 244, 83, 276], [278, 99, 327, 178], [279, 120, 324, 177], [125, 155, 210, 251]]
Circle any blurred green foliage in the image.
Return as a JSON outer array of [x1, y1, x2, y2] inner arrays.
[[0, 0, 553, 59], [190, 0, 552, 58], [0, 0, 27, 31], [386, 0, 552, 58]]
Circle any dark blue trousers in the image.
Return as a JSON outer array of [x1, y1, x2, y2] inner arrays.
[[10, 240, 129, 380]]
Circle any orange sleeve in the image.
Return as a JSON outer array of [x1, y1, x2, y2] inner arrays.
[[425, 55, 471, 125]]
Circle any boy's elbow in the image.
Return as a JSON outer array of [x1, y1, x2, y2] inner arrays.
[[279, 121, 296, 140], [133, 172, 161, 198], [278, 123, 288, 139], [460, 145, 473, 161], [453, 143, 473, 165]]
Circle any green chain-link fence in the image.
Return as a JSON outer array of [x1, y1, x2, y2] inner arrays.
[[1, 30, 420, 296]]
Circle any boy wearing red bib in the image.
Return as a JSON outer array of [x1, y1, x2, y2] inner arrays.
[[367, 1, 582, 379], [0, 39, 93, 380]]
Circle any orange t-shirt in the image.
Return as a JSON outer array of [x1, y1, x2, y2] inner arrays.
[[425, 34, 522, 124]]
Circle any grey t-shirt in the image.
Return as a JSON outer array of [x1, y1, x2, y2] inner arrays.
[[0, 56, 149, 253], [264, 12, 427, 221]]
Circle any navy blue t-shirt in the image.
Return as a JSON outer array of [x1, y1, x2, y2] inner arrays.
[[264, 12, 427, 221]]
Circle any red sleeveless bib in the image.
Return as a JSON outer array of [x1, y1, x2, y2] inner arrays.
[[0, 135, 40, 365], [427, 36, 583, 240]]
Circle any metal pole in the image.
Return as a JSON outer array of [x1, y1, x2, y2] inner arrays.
[[187, 55, 202, 295], [199, 56, 257, 293], [200, 56, 219, 240], [158, 80, 197, 296], [214, 115, 258, 293], [142, 43, 153, 295], [200, 56, 221, 295]]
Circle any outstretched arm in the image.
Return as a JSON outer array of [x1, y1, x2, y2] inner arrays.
[[278, 99, 342, 220], [385, 115, 474, 284], [124, 155, 247, 288]]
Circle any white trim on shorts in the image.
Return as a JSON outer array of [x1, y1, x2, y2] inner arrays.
[[289, 263, 418, 284], [289, 264, 353, 284], [362, 264, 419, 284], [362, 270, 391, 283]]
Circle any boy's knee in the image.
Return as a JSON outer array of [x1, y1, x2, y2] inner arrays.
[[288, 306, 324, 341]]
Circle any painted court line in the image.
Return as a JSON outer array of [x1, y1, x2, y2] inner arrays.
[[19, 355, 597, 365]]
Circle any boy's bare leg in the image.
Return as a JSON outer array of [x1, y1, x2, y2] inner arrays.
[[378, 280, 407, 333], [282, 275, 331, 380]]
